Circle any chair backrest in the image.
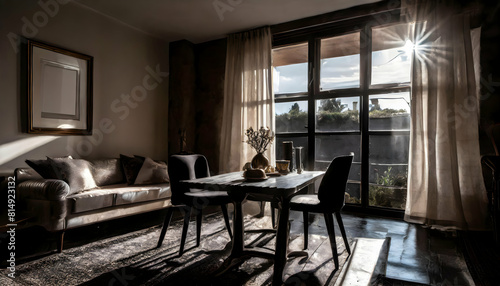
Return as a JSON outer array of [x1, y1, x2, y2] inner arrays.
[[317, 155, 354, 211], [168, 154, 210, 205], [488, 123, 500, 155]]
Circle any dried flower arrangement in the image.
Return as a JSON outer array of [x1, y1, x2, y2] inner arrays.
[[244, 126, 274, 153]]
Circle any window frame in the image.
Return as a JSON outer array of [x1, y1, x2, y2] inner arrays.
[[272, 11, 411, 216]]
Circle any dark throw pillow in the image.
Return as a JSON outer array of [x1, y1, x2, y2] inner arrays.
[[120, 154, 145, 185], [26, 155, 73, 179], [134, 157, 169, 185], [91, 158, 125, 186], [47, 157, 97, 194]]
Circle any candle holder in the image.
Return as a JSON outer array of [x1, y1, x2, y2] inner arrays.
[[283, 141, 295, 172], [295, 146, 304, 174]]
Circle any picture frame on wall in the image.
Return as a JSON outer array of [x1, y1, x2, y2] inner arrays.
[[26, 39, 93, 135]]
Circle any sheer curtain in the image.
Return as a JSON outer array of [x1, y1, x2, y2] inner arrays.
[[219, 27, 274, 173], [403, 0, 488, 230]]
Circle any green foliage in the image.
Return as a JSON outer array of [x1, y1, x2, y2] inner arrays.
[[377, 167, 394, 186], [369, 167, 408, 209], [275, 108, 308, 132], [345, 192, 361, 204], [316, 110, 359, 125], [289, 103, 301, 115], [318, 99, 346, 113], [369, 108, 408, 118], [276, 100, 408, 132]]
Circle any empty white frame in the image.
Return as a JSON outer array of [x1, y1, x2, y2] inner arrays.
[[27, 39, 93, 135]]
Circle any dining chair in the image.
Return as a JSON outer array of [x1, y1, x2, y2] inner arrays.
[[488, 123, 500, 156], [481, 123, 500, 243], [289, 154, 353, 269], [156, 154, 233, 256]]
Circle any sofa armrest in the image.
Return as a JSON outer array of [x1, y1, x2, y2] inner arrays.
[[18, 179, 70, 201]]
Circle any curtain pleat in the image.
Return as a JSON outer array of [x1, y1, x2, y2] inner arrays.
[[404, 0, 488, 230], [219, 27, 274, 173]]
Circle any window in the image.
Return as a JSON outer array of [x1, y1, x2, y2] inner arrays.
[[273, 42, 310, 169], [320, 33, 360, 90], [273, 20, 412, 212]]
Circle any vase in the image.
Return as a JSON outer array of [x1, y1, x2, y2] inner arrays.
[[251, 152, 269, 170]]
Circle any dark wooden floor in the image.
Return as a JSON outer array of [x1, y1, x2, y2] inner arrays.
[[317, 212, 473, 285], [3, 203, 499, 285]]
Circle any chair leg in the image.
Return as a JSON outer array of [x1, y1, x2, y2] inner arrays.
[[324, 213, 339, 269], [275, 206, 281, 229], [157, 207, 174, 248], [56, 230, 65, 253], [221, 204, 233, 239], [335, 212, 351, 255], [303, 211, 309, 249], [196, 208, 202, 247], [258, 202, 265, 217], [271, 206, 276, 229], [179, 207, 192, 256]]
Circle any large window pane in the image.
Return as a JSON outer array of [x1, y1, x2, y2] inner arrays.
[[275, 136, 308, 170], [316, 97, 360, 132], [273, 22, 412, 213], [369, 135, 409, 209], [275, 101, 308, 133], [320, 33, 360, 91], [273, 43, 308, 94], [315, 135, 360, 172], [371, 23, 412, 85], [369, 92, 410, 131]]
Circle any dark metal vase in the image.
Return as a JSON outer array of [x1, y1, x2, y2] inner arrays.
[[251, 152, 269, 169]]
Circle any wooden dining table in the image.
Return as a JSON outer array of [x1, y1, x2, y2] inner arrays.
[[180, 170, 324, 285]]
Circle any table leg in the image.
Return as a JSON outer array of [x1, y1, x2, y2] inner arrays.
[[213, 191, 247, 276], [231, 199, 244, 256], [273, 197, 290, 286]]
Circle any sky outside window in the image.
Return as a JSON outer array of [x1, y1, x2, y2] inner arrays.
[[371, 23, 412, 85], [273, 63, 307, 94]]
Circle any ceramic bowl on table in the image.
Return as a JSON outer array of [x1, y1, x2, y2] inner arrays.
[[276, 160, 290, 174]]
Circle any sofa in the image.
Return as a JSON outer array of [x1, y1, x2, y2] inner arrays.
[[15, 155, 172, 252]]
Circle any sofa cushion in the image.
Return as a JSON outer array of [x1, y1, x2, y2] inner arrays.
[[67, 183, 171, 213], [114, 183, 171, 205], [134, 157, 169, 185], [48, 157, 97, 194], [68, 188, 116, 213], [26, 155, 72, 179], [120, 154, 144, 184], [91, 158, 125, 186]]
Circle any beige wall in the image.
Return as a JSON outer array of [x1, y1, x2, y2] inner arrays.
[[0, 0, 169, 173]]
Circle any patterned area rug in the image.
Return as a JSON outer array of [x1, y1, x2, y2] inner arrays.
[[1, 213, 352, 286]]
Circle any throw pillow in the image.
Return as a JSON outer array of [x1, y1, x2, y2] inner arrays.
[[134, 157, 169, 185], [120, 154, 144, 185], [47, 157, 97, 194], [91, 158, 125, 186], [26, 155, 73, 179]]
